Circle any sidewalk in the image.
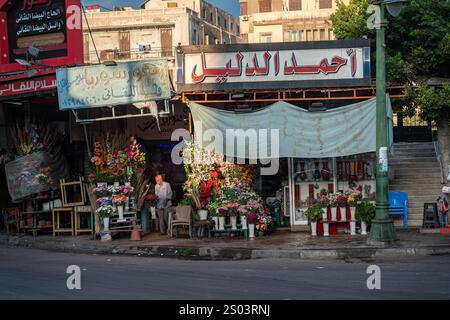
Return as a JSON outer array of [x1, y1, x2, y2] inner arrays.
[[1, 229, 450, 260]]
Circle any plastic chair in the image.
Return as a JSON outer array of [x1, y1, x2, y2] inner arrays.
[[389, 191, 408, 230]]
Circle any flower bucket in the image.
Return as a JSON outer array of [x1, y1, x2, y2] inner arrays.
[[212, 216, 219, 230], [361, 222, 368, 235], [103, 217, 110, 231], [117, 205, 124, 220], [241, 215, 248, 230], [340, 207, 347, 221], [310, 222, 317, 236], [230, 216, 237, 230], [198, 209, 208, 221], [218, 216, 225, 230], [350, 221, 356, 235], [350, 207, 356, 221], [150, 207, 156, 219], [249, 223, 255, 239], [323, 222, 330, 236], [322, 208, 327, 221], [331, 207, 337, 222]]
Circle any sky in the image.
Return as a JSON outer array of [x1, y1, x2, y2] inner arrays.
[[81, 0, 240, 16]]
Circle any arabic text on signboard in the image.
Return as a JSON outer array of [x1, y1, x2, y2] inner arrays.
[[56, 59, 172, 110], [178, 41, 371, 91]]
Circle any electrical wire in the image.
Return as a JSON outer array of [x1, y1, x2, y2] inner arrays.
[[81, 4, 101, 64]]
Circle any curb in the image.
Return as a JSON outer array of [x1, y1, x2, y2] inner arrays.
[[1, 236, 450, 261]]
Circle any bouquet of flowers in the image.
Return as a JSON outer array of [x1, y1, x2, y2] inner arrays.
[[93, 185, 110, 197], [145, 194, 157, 207], [119, 185, 135, 196], [317, 194, 330, 209], [96, 205, 116, 218], [107, 185, 120, 195], [345, 189, 362, 206], [112, 194, 127, 206], [337, 193, 348, 207], [96, 197, 112, 207], [327, 193, 338, 207], [246, 212, 258, 224]]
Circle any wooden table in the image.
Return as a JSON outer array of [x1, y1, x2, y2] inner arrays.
[[22, 210, 53, 237]]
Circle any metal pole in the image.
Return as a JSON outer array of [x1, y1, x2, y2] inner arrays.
[[369, 2, 397, 244]]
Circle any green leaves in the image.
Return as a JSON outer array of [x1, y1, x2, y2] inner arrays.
[[415, 85, 450, 122]]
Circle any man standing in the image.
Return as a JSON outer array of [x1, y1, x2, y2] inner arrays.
[[155, 174, 172, 235]]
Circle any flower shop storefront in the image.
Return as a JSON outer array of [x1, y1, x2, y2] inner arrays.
[[177, 40, 399, 236]]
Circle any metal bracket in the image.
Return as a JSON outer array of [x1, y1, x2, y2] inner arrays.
[[71, 105, 157, 124]]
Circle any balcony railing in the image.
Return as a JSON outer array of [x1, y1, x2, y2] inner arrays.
[[84, 47, 176, 63]]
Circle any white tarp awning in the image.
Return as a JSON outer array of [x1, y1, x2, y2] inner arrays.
[[188, 96, 393, 159]]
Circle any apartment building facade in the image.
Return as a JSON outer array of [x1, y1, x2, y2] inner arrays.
[[82, 0, 240, 64], [239, 0, 349, 43]]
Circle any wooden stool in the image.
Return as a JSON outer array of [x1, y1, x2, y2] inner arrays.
[[52, 207, 74, 236], [74, 206, 93, 236]]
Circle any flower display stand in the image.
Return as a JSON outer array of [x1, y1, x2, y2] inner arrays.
[[208, 223, 249, 240]]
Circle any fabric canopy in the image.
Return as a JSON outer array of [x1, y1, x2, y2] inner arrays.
[[188, 96, 393, 159]]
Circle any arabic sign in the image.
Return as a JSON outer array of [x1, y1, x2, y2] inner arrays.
[[0, 0, 83, 75], [56, 59, 172, 110], [177, 40, 371, 91], [0, 74, 57, 99]]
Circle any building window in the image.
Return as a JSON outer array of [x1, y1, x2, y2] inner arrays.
[[167, 2, 178, 8], [203, 8, 206, 19], [210, 12, 213, 22], [260, 32, 272, 43], [240, 2, 248, 16], [259, 0, 271, 13], [313, 29, 318, 40], [289, 0, 301, 11], [288, 30, 303, 41], [319, 28, 325, 40], [305, 29, 312, 41], [224, 19, 227, 29], [319, 0, 332, 9], [328, 29, 334, 40]]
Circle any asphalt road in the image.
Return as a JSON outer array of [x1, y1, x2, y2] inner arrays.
[[0, 246, 449, 300]]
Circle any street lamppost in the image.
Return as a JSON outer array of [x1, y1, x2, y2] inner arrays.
[[367, 0, 406, 244]]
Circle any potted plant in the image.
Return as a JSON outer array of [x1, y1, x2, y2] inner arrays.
[[119, 185, 134, 211], [328, 193, 338, 222], [345, 190, 362, 234], [246, 212, 258, 239], [356, 200, 376, 235], [337, 193, 348, 222], [93, 184, 110, 198], [318, 194, 329, 221], [146, 194, 158, 219], [96, 205, 116, 231], [206, 200, 220, 230], [227, 202, 240, 230], [112, 194, 127, 220], [305, 204, 322, 236]]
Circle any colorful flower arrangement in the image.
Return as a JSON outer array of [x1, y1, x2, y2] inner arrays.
[[337, 193, 348, 207], [145, 194, 158, 207], [119, 185, 135, 196], [88, 136, 146, 185], [96, 197, 113, 207], [181, 139, 274, 233], [96, 205, 116, 218], [112, 194, 127, 206], [345, 189, 362, 206]]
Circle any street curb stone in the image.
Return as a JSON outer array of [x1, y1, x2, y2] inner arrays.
[[1, 235, 450, 260]]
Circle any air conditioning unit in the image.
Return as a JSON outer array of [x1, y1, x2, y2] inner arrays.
[[242, 15, 249, 21]]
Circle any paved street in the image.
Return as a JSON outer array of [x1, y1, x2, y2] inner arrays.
[[0, 246, 449, 300]]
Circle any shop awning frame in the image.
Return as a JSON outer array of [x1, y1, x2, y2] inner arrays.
[[181, 85, 408, 104]]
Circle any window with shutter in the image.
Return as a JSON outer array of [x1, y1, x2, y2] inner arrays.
[[319, 0, 332, 9], [289, 0, 302, 11], [259, 0, 272, 13]]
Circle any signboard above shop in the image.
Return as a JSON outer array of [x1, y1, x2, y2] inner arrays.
[[56, 59, 172, 110], [0, 0, 83, 74], [177, 39, 371, 92]]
